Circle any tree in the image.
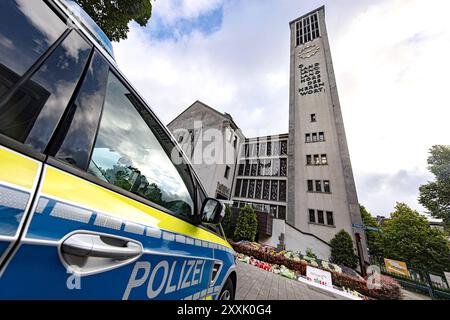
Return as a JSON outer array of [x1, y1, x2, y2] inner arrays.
[[330, 230, 358, 269], [113, 169, 132, 190], [375, 203, 450, 272], [222, 205, 234, 239], [360, 205, 383, 261], [233, 205, 258, 242], [145, 183, 164, 206], [77, 0, 152, 42], [419, 145, 450, 231]]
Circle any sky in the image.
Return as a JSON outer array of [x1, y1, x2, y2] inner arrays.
[[112, 0, 450, 217]]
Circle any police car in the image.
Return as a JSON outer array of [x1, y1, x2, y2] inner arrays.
[[0, 0, 237, 300]]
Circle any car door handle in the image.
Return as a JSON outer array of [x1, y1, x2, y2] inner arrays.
[[62, 233, 143, 260]]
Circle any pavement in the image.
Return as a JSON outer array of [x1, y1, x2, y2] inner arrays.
[[235, 261, 346, 300], [400, 289, 431, 300], [236, 261, 435, 300]]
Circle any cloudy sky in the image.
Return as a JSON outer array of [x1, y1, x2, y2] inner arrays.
[[112, 0, 450, 217]]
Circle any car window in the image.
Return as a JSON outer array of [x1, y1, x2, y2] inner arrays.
[[0, 0, 67, 78], [0, 30, 92, 151], [54, 50, 110, 169], [88, 72, 194, 218]]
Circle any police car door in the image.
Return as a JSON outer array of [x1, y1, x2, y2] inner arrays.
[[0, 0, 228, 300], [1, 55, 228, 299], [0, 0, 75, 290]]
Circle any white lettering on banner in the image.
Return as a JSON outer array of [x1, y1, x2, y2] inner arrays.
[[123, 259, 208, 300]]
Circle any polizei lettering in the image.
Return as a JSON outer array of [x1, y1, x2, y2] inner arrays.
[[122, 259, 207, 300]]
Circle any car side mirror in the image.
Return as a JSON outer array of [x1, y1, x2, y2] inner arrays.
[[200, 198, 225, 225]]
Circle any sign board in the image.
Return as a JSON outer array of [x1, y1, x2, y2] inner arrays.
[[306, 266, 333, 288], [444, 272, 450, 288], [429, 274, 448, 289], [352, 224, 380, 232], [298, 277, 362, 300], [384, 259, 410, 277], [216, 182, 230, 198]]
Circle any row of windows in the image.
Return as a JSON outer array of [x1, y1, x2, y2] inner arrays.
[[242, 140, 288, 158], [234, 179, 287, 202], [306, 154, 328, 166], [307, 180, 331, 193], [0, 2, 195, 219], [238, 158, 287, 177], [305, 132, 325, 143], [233, 201, 286, 220], [309, 209, 334, 226], [295, 12, 321, 46]]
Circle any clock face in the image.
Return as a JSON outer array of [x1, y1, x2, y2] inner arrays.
[[298, 44, 320, 59]]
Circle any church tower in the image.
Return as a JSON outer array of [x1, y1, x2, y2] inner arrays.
[[287, 6, 368, 262]]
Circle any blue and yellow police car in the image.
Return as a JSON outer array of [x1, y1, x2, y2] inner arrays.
[[0, 0, 237, 300]]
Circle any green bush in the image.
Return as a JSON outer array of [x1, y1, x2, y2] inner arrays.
[[330, 230, 359, 269], [306, 248, 318, 260], [234, 205, 258, 242], [222, 205, 233, 239]]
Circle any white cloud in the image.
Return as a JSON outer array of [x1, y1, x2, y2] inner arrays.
[[332, 0, 450, 215], [113, 0, 450, 217], [114, 0, 296, 134], [356, 169, 433, 217], [151, 0, 224, 24]]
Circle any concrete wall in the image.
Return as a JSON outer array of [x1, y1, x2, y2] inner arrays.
[[168, 101, 244, 199], [260, 219, 331, 260]]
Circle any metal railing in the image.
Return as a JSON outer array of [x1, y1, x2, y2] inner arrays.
[[377, 264, 450, 300]]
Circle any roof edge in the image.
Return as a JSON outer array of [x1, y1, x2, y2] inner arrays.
[[289, 5, 325, 26], [167, 100, 241, 130]]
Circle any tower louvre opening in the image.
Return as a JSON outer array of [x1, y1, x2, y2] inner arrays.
[[295, 11, 321, 46]]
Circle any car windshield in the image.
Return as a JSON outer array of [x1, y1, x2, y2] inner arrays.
[[61, 0, 115, 60]]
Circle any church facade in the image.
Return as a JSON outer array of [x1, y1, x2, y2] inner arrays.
[[168, 7, 368, 262]]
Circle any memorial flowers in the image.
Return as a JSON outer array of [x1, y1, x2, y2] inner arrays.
[[232, 241, 402, 300]]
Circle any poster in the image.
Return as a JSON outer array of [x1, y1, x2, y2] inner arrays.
[[384, 258, 410, 277], [444, 272, 450, 289], [429, 274, 447, 288], [306, 266, 333, 288]]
